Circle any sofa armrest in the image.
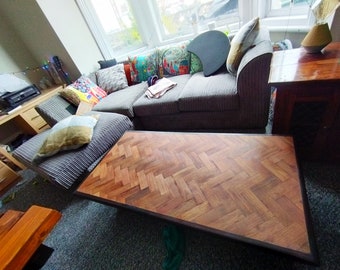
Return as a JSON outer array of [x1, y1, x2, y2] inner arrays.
[[236, 38, 273, 127], [35, 95, 77, 127]]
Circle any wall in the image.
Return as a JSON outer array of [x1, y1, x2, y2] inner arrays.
[[0, 0, 104, 82], [0, 11, 44, 84], [36, 0, 103, 75], [0, 0, 86, 85], [328, 4, 340, 41]]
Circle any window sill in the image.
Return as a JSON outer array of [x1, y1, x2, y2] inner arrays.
[[261, 16, 311, 34], [266, 25, 309, 33]]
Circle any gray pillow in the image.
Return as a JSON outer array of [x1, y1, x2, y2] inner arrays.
[[187, 30, 230, 76], [95, 64, 128, 94], [98, 58, 117, 69]]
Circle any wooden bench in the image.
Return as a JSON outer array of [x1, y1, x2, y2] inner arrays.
[[0, 205, 61, 270]]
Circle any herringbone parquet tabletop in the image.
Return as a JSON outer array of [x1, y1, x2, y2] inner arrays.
[[77, 131, 315, 262]]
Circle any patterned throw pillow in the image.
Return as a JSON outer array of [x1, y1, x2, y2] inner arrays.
[[33, 114, 99, 164], [226, 17, 260, 75], [190, 53, 203, 74], [62, 76, 108, 105], [96, 63, 129, 94], [128, 51, 158, 83], [158, 41, 190, 77]]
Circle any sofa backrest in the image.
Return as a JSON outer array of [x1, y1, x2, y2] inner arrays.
[[89, 27, 272, 93]]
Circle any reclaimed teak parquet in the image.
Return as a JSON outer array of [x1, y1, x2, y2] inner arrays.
[[76, 131, 318, 263]]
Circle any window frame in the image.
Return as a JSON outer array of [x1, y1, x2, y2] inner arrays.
[[149, 0, 240, 42], [267, 0, 311, 17], [260, 0, 314, 30], [76, 0, 315, 60], [77, 0, 242, 60], [76, 0, 115, 59]]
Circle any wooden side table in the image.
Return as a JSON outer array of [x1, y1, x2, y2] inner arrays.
[[269, 42, 340, 161], [0, 205, 61, 269]]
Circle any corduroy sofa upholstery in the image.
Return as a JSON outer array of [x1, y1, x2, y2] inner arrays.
[[13, 98, 134, 190], [12, 26, 273, 190], [90, 27, 273, 132]]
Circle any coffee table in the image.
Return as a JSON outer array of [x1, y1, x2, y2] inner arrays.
[[76, 131, 318, 263]]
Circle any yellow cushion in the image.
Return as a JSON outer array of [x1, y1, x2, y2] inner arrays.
[[33, 114, 99, 163], [226, 17, 260, 75], [60, 88, 99, 106], [60, 76, 108, 106]]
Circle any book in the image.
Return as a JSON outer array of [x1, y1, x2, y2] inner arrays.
[[145, 77, 177, 99]]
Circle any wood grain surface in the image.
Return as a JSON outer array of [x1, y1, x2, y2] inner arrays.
[[269, 42, 340, 84], [77, 131, 315, 261], [0, 205, 61, 270]]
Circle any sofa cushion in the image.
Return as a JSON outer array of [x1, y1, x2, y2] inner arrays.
[[92, 82, 147, 117], [96, 63, 129, 94], [178, 71, 239, 112], [13, 112, 133, 189], [187, 30, 230, 76], [133, 74, 191, 117], [226, 17, 260, 75]]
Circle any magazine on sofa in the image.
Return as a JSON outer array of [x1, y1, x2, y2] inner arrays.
[[146, 77, 177, 99]]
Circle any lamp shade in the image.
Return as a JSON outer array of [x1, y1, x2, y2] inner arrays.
[[301, 23, 332, 53]]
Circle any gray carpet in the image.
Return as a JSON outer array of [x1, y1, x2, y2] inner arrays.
[[0, 160, 339, 270]]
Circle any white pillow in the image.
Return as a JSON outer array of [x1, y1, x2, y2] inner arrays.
[[33, 114, 99, 163], [226, 17, 260, 75]]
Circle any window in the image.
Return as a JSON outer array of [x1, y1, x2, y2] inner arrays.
[[90, 0, 143, 52], [268, 0, 311, 16], [77, 0, 315, 60], [77, 0, 239, 60], [153, 0, 239, 39], [260, 0, 314, 30], [77, 0, 145, 58], [271, 0, 308, 10]]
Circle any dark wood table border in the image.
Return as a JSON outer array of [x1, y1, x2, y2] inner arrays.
[[75, 131, 319, 265]]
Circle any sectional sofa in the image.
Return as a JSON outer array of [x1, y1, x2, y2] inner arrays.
[[13, 19, 274, 190], [89, 25, 273, 132]]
